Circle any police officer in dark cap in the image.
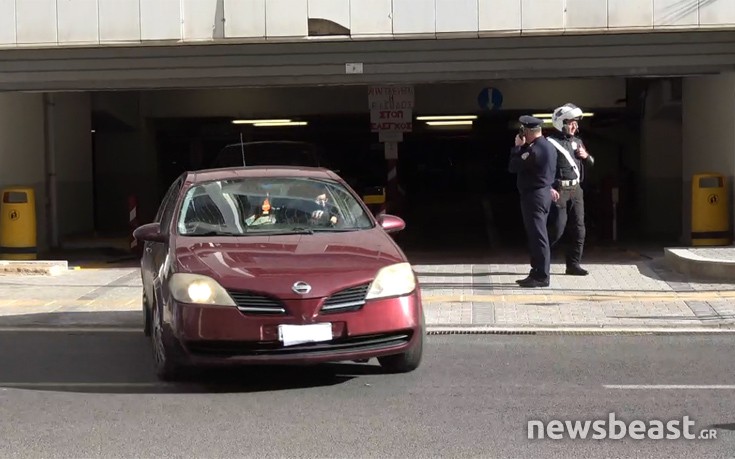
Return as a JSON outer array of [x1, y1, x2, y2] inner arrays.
[[508, 115, 557, 288]]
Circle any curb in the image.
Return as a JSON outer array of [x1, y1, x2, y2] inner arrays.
[[664, 248, 735, 283], [426, 324, 735, 335], [0, 260, 68, 276]]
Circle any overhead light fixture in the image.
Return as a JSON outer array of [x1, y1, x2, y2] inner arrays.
[[254, 121, 308, 127], [532, 112, 595, 118], [417, 115, 478, 121], [425, 120, 474, 126], [232, 119, 292, 124]]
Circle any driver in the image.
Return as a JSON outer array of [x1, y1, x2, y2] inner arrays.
[[288, 182, 339, 226], [311, 192, 338, 226]]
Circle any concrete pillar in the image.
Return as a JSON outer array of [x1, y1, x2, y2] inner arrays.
[[682, 72, 735, 244], [52, 93, 94, 240], [639, 80, 683, 243], [92, 92, 159, 232], [0, 93, 48, 251]]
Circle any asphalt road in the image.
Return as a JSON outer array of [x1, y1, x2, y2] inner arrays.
[[0, 331, 733, 458]]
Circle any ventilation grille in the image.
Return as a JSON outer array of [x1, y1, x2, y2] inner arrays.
[[229, 291, 286, 315], [321, 283, 370, 313]]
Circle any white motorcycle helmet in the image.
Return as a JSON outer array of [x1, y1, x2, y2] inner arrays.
[[551, 103, 584, 134]]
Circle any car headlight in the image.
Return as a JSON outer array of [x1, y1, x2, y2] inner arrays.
[[365, 262, 416, 300], [168, 273, 236, 306]]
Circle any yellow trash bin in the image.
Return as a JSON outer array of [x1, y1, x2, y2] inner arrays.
[[691, 173, 731, 246], [362, 186, 386, 205], [0, 187, 37, 260]]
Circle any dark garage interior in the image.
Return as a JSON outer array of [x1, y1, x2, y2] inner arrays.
[[143, 107, 642, 255]]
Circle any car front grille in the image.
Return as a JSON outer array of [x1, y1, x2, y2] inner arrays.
[[320, 283, 370, 314], [228, 291, 286, 315]]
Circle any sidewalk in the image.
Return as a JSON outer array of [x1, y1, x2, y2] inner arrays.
[[0, 247, 733, 331]]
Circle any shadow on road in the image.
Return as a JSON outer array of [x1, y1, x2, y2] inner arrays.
[[0, 312, 397, 395], [416, 271, 518, 277], [0, 311, 142, 328]]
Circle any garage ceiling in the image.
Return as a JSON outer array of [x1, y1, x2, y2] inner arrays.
[[0, 31, 734, 92]]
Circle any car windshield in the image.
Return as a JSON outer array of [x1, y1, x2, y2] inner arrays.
[[177, 177, 374, 236], [211, 143, 319, 168]]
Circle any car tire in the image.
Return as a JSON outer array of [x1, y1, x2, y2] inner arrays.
[[142, 293, 152, 337], [151, 301, 186, 382], [378, 325, 424, 374]]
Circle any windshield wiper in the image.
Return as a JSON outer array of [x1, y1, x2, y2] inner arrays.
[[186, 230, 242, 237], [310, 228, 361, 232], [247, 227, 314, 236]]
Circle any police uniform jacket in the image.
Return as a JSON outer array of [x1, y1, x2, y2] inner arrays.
[[547, 132, 594, 186], [508, 136, 557, 194]]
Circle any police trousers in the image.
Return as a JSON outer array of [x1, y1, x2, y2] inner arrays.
[[520, 187, 553, 281], [548, 184, 586, 267]]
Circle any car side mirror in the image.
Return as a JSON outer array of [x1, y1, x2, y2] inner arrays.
[[133, 222, 167, 243], [378, 214, 405, 233]]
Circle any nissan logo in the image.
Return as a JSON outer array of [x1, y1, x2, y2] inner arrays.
[[292, 281, 312, 295]]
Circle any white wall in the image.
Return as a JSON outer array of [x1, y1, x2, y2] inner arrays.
[[1, 0, 733, 48], [141, 79, 626, 118], [682, 72, 735, 243], [0, 92, 47, 250]]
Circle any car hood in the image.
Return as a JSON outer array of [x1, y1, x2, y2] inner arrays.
[[174, 229, 406, 299]]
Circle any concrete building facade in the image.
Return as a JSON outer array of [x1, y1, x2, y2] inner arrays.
[[0, 0, 734, 251]]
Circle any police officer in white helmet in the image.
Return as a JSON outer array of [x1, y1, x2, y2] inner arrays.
[[546, 103, 594, 276]]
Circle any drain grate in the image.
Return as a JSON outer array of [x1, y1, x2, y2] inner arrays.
[[426, 328, 735, 336], [428, 329, 537, 335]]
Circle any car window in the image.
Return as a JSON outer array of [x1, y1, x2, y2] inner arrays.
[[158, 176, 184, 230], [177, 177, 374, 236]]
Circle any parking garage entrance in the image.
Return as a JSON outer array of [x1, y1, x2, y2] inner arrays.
[[4, 31, 733, 254], [134, 80, 641, 257]]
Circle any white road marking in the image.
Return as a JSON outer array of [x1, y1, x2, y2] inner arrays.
[[0, 327, 140, 333], [426, 326, 735, 334], [0, 382, 163, 388], [604, 385, 735, 390]]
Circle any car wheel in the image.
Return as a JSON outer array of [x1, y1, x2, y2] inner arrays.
[[142, 292, 152, 337], [151, 301, 186, 382], [378, 326, 424, 374]]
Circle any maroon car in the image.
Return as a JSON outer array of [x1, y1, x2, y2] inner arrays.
[[134, 166, 424, 381]]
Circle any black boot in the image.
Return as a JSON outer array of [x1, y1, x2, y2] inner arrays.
[[566, 265, 588, 276], [517, 277, 550, 288]]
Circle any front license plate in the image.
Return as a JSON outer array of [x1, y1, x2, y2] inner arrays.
[[278, 323, 333, 347]]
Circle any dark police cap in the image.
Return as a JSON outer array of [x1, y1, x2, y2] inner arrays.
[[519, 115, 544, 128]]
